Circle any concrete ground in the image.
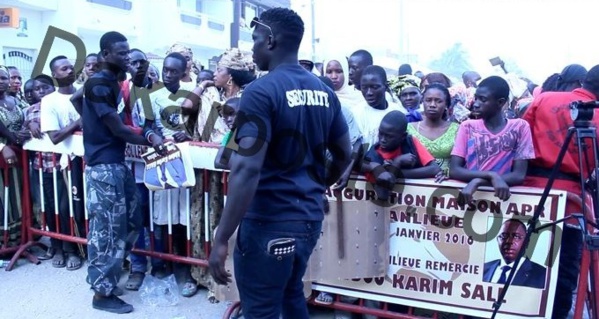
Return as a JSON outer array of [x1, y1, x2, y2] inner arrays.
[[0, 241, 336, 319], [2, 237, 590, 319]]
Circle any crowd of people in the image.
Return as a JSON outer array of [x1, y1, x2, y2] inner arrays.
[[0, 6, 596, 318]]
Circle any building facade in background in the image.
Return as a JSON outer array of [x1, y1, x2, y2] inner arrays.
[[0, 0, 289, 81]]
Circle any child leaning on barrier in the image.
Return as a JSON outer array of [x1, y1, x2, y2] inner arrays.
[[214, 97, 240, 170], [361, 110, 441, 200], [449, 76, 535, 205]]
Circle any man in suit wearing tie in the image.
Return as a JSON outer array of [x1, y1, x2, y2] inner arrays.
[[483, 219, 547, 289]]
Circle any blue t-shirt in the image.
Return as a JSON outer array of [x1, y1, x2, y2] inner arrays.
[[82, 70, 127, 166], [235, 63, 348, 221]]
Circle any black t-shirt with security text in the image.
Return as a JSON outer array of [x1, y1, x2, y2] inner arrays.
[[235, 63, 348, 221]]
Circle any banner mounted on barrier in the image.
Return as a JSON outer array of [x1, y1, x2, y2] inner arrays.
[[24, 135, 222, 171], [311, 178, 565, 319]]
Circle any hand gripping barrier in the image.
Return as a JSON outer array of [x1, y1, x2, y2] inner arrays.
[[0, 132, 595, 319], [10, 134, 227, 294]]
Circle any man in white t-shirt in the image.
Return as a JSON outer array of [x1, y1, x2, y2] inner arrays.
[[41, 57, 81, 141], [141, 52, 198, 297], [40, 55, 84, 270], [348, 49, 399, 107]]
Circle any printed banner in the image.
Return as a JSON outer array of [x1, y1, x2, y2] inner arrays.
[[142, 142, 196, 190], [127, 142, 221, 170], [312, 178, 565, 319], [23, 134, 222, 171], [125, 144, 149, 163]]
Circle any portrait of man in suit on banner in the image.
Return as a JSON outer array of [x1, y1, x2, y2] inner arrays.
[[482, 218, 547, 289], [143, 142, 190, 190]]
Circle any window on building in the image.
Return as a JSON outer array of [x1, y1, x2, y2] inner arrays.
[[86, 0, 132, 11], [244, 3, 257, 20], [178, 0, 203, 13], [180, 14, 201, 26]]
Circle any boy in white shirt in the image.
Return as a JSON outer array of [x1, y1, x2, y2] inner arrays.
[[40, 55, 84, 270]]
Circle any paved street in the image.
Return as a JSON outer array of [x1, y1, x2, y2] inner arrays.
[[0, 241, 336, 319]]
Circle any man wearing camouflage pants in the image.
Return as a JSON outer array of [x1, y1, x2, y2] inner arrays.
[[82, 31, 166, 314]]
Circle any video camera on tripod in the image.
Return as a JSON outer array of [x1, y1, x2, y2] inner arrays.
[[570, 100, 599, 122], [491, 99, 599, 318]]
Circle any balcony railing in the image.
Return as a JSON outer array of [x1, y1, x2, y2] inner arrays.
[[86, 0, 132, 11], [178, 10, 227, 33], [176, 10, 229, 49], [6, 0, 58, 11], [180, 13, 202, 27]]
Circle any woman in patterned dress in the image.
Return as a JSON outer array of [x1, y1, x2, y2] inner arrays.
[[0, 66, 32, 246], [183, 48, 256, 302]]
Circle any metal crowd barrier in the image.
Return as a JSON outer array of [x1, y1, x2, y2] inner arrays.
[[0, 146, 41, 269], [0, 133, 597, 319], [8, 135, 225, 278]]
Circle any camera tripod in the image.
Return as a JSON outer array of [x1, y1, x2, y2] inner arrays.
[[491, 113, 599, 319]]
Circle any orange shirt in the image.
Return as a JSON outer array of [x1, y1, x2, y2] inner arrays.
[[522, 88, 598, 220], [522, 88, 598, 179]]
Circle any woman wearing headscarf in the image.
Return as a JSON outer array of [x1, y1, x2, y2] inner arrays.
[[191, 59, 204, 78], [389, 74, 423, 122], [0, 65, 32, 246], [183, 48, 255, 144], [420, 72, 452, 90], [212, 48, 255, 101], [448, 84, 475, 123], [323, 55, 367, 115], [186, 48, 255, 303]]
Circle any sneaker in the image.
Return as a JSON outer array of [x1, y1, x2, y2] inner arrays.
[[92, 295, 133, 314], [86, 276, 123, 296], [113, 287, 124, 296]]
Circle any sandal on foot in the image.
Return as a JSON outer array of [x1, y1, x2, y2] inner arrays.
[[314, 292, 334, 305], [66, 253, 82, 271], [181, 281, 198, 297], [52, 253, 66, 268], [207, 290, 219, 304], [125, 272, 145, 291], [38, 248, 55, 261]]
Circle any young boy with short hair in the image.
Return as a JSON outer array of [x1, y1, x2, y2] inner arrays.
[[361, 110, 440, 199], [449, 76, 535, 204]]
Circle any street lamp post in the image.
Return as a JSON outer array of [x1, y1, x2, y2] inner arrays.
[[310, 0, 316, 62], [231, 0, 242, 48]]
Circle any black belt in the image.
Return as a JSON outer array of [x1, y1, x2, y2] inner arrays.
[[527, 165, 581, 183]]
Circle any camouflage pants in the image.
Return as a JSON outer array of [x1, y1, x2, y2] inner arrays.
[[85, 163, 141, 297]]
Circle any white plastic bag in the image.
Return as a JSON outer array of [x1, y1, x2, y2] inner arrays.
[[139, 274, 180, 307]]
